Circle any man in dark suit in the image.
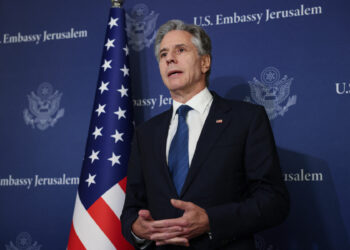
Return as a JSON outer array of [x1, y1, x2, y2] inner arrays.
[[121, 19, 289, 249]]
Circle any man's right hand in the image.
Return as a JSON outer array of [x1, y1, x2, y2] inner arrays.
[[132, 209, 156, 240], [132, 209, 188, 246]]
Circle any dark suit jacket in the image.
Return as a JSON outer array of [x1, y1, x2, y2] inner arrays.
[[121, 92, 289, 249]]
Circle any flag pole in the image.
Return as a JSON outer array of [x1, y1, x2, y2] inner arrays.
[[111, 0, 124, 8]]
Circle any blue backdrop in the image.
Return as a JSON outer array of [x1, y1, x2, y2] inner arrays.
[[0, 0, 349, 249]]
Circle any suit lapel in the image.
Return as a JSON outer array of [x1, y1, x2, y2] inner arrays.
[[154, 108, 179, 196], [180, 93, 232, 197]]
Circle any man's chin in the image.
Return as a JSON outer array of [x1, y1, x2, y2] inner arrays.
[[166, 82, 187, 92]]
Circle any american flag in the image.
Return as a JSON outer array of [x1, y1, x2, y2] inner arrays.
[[68, 5, 134, 250]]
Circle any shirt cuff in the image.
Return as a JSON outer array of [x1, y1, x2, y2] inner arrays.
[[131, 230, 152, 249]]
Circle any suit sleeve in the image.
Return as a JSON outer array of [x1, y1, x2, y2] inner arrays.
[[205, 106, 290, 247], [121, 130, 148, 247]]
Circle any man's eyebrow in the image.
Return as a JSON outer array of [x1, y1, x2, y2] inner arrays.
[[175, 43, 187, 47], [159, 47, 168, 54], [174, 44, 189, 49], [159, 44, 188, 54]]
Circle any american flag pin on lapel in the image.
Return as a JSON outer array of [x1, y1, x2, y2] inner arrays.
[[216, 119, 223, 124]]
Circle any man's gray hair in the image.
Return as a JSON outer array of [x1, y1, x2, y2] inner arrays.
[[154, 19, 212, 85]]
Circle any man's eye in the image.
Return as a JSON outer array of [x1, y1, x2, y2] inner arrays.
[[160, 53, 167, 58], [178, 48, 185, 53]]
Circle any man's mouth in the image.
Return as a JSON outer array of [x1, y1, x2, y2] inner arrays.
[[167, 70, 183, 77]]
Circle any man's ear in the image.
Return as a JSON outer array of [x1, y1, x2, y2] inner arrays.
[[201, 54, 211, 74]]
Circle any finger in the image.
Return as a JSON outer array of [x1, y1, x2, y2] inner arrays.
[[171, 199, 192, 211], [149, 224, 183, 233], [150, 230, 183, 241], [156, 237, 189, 247], [138, 209, 153, 221], [132, 215, 154, 240], [152, 218, 187, 228]]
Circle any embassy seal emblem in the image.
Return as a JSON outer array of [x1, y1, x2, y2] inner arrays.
[[126, 3, 159, 51], [5, 232, 42, 250], [23, 82, 64, 130], [245, 66, 297, 120], [254, 235, 279, 250]]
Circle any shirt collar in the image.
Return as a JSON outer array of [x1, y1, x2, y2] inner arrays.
[[171, 87, 213, 119]]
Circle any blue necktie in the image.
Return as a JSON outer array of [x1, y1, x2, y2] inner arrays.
[[169, 105, 192, 195]]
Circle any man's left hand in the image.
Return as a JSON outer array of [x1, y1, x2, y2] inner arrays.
[[150, 199, 210, 246]]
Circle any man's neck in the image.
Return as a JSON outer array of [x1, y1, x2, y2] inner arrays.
[[170, 85, 206, 104]]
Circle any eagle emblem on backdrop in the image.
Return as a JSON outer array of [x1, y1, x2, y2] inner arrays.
[[245, 66, 297, 120], [23, 82, 64, 130], [254, 235, 280, 250], [5, 232, 42, 250], [125, 3, 159, 51]]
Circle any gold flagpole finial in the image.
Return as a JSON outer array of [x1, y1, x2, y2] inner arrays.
[[111, 0, 124, 8]]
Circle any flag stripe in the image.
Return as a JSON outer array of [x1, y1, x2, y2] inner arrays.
[[118, 176, 127, 193], [67, 224, 86, 250], [102, 181, 126, 218], [88, 197, 133, 250], [72, 194, 116, 249]]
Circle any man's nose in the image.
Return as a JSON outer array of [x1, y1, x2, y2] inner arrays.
[[166, 51, 177, 64]]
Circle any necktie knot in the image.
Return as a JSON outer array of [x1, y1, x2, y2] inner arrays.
[[177, 105, 192, 118]]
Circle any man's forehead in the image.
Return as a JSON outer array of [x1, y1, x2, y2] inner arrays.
[[160, 30, 194, 50]]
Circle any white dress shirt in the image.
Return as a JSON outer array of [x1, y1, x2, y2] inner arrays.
[[166, 87, 213, 166]]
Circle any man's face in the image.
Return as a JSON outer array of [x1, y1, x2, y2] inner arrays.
[[158, 30, 210, 97]]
